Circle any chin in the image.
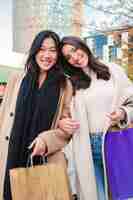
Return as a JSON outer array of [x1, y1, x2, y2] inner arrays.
[[41, 65, 53, 71], [75, 65, 85, 69]]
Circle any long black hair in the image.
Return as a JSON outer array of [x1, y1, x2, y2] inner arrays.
[[25, 30, 66, 87], [60, 36, 111, 91]]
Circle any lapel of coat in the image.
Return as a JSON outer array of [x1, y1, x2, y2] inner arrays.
[[51, 86, 65, 129]]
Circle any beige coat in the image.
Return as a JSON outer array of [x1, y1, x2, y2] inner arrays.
[[64, 63, 133, 200], [0, 71, 73, 199]]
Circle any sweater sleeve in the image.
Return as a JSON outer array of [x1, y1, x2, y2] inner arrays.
[[118, 66, 133, 125], [105, 62, 133, 129], [119, 91, 133, 127], [110, 63, 133, 126]]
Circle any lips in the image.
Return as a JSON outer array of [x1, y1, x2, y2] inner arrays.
[[73, 61, 81, 66], [41, 59, 53, 65]]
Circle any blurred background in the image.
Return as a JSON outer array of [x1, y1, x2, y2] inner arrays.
[[0, 0, 133, 101]]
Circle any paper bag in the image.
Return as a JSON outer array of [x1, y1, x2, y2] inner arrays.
[[10, 163, 72, 200]]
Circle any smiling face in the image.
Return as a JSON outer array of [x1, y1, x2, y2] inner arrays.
[[62, 44, 89, 69], [35, 37, 58, 73]]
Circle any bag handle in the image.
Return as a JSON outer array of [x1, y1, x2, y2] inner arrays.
[[27, 155, 47, 167]]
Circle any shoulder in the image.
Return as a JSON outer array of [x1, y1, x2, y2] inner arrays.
[[104, 62, 126, 76], [8, 70, 25, 83], [6, 70, 25, 93], [105, 62, 133, 87]]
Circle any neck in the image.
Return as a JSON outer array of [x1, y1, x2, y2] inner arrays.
[[38, 71, 47, 88], [83, 66, 90, 75]]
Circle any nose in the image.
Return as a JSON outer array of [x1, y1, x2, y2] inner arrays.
[[71, 52, 78, 62], [44, 50, 51, 58]]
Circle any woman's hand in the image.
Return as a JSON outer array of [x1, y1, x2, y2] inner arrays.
[[58, 118, 80, 135], [29, 137, 47, 157], [107, 109, 126, 126]]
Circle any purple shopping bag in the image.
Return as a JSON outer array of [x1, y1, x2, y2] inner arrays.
[[105, 127, 133, 200]]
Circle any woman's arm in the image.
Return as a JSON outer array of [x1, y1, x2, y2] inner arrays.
[[108, 94, 133, 128], [108, 63, 133, 127]]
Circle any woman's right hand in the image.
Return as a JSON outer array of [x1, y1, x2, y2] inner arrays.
[[29, 137, 47, 157], [58, 118, 80, 135]]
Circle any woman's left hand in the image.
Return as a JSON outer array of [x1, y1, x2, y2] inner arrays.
[[29, 137, 47, 157], [107, 109, 126, 126]]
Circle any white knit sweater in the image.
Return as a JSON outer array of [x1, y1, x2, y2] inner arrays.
[[80, 72, 115, 133]]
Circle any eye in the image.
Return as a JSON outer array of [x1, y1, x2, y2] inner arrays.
[[79, 53, 84, 58], [70, 47, 77, 53], [76, 50, 84, 58], [50, 49, 57, 53], [49, 47, 56, 51]]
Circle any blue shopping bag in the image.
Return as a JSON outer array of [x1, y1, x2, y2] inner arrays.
[[105, 127, 133, 200]]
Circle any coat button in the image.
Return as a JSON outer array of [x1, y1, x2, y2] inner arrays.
[[10, 112, 14, 117], [5, 136, 9, 141]]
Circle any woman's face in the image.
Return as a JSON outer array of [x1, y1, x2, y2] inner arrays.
[[62, 44, 89, 69], [35, 37, 58, 72]]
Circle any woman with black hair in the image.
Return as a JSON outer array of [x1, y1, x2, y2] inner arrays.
[[59, 36, 133, 200], [0, 30, 73, 200]]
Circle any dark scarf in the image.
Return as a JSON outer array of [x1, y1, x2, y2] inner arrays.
[[4, 67, 61, 200]]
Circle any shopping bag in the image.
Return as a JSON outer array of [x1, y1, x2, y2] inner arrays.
[[10, 156, 72, 200], [105, 126, 133, 200]]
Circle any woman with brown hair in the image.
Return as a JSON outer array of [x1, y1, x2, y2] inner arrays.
[[0, 31, 73, 200], [59, 36, 133, 200]]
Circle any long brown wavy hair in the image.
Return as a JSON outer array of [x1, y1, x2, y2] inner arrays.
[[60, 36, 111, 91]]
